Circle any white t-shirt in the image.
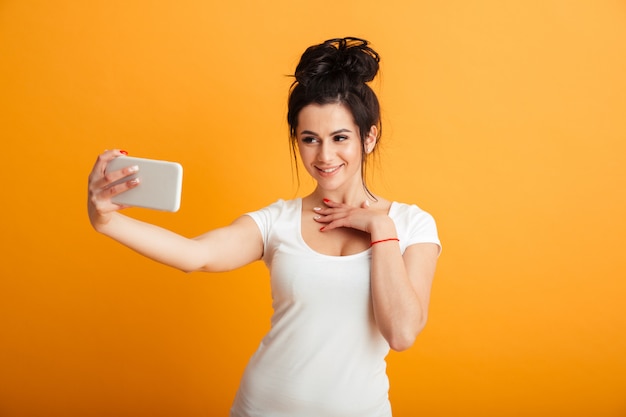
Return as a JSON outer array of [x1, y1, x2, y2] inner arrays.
[[230, 198, 440, 417]]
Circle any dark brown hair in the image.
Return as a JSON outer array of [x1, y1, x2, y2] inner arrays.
[[287, 37, 382, 195]]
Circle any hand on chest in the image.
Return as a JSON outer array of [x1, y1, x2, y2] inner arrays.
[[301, 215, 371, 256]]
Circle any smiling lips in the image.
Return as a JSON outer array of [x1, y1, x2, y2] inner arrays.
[[316, 164, 344, 175]]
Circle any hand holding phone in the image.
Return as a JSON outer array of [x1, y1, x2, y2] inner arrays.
[[105, 155, 183, 212]]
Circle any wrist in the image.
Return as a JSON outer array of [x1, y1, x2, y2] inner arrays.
[[371, 237, 399, 247], [89, 210, 115, 233], [368, 215, 397, 240]]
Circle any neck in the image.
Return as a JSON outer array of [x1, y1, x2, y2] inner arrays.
[[309, 186, 374, 207]]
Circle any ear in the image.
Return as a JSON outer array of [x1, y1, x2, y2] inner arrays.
[[364, 125, 378, 154]]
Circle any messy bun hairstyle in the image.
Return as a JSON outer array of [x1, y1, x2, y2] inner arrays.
[[287, 37, 382, 194]]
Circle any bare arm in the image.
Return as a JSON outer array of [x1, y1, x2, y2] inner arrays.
[[88, 150, 263, 273], [368, 216, 439, 351]]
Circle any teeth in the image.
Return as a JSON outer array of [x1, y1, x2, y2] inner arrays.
[[320, 166, 339, 173]]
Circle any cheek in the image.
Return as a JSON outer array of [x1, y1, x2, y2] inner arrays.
[[342, 144, 363, 163], [297, 147, 312, 163], [298, 148, 318, 173]]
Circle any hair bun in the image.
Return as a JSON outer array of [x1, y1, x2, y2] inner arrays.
[[294, 37, 380, 87]]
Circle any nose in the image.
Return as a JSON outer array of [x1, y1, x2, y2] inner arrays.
[[317, 141, 333, 163]]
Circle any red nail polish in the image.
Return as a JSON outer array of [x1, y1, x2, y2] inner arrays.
[[323, 198, 330, 203], [319, 226, 326, 231], [120, 150, 129, 155]]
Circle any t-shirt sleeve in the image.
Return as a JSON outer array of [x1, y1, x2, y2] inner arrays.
[[244, 199, 285, 248], [399, 204, 441, 254]]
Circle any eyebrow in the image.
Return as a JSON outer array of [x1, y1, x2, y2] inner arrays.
[[299, 128, 353, 136]]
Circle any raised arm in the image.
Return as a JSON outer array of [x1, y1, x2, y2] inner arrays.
[[88, 150, 263, 273]]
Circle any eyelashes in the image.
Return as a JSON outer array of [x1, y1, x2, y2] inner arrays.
[[300, 135, 349, 144]]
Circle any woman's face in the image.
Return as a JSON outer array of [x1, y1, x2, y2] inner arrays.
[[296, 103, 376, 194]]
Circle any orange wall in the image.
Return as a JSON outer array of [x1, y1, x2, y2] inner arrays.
[[1, 1, 625, 416]]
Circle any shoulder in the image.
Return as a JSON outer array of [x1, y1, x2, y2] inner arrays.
[[390, 201, 436, 224], [244, 199, 299, 235], [389, 201, 440, 249], [246, 198, 298, 218]]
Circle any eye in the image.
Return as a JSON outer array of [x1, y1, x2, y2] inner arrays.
[[301, 136, 318, 144], [333, 135, 349, 142]]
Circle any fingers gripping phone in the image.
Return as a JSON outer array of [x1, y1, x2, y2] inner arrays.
[[105, 156, 183, 212]]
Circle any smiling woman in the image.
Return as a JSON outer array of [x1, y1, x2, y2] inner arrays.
[[296, 103, 376, 197], [87, 37, 441, 416], [288, 37, 382, 200]]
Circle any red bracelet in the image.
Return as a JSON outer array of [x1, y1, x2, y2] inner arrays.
[[370, 238, 400, 247]]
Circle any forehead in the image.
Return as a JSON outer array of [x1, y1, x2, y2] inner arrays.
[[297, 103, 357, 132]]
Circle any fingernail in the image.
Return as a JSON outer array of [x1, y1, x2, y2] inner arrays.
[[314, 215, 321, 220], [319, 226, 326, 231], [313, 207, 321, 211], [128, 178, 139, 185], [323, 198, 330, 203], [120, 150, 129, 155], [128, 165, 139, 173]]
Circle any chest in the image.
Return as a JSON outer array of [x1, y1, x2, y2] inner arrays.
[[269, 246, 372, 309], [300, 212, 371, 257]]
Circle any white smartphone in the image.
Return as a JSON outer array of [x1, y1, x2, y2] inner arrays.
[[105, 155, 183, 212]]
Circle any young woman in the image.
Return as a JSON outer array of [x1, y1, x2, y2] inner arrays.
[[88, 37, 441, 417]]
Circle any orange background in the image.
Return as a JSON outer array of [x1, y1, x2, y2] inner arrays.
[[1, 1, 625, 416]]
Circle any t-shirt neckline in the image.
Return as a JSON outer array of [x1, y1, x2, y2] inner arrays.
[[295, 198, 397, 259]]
